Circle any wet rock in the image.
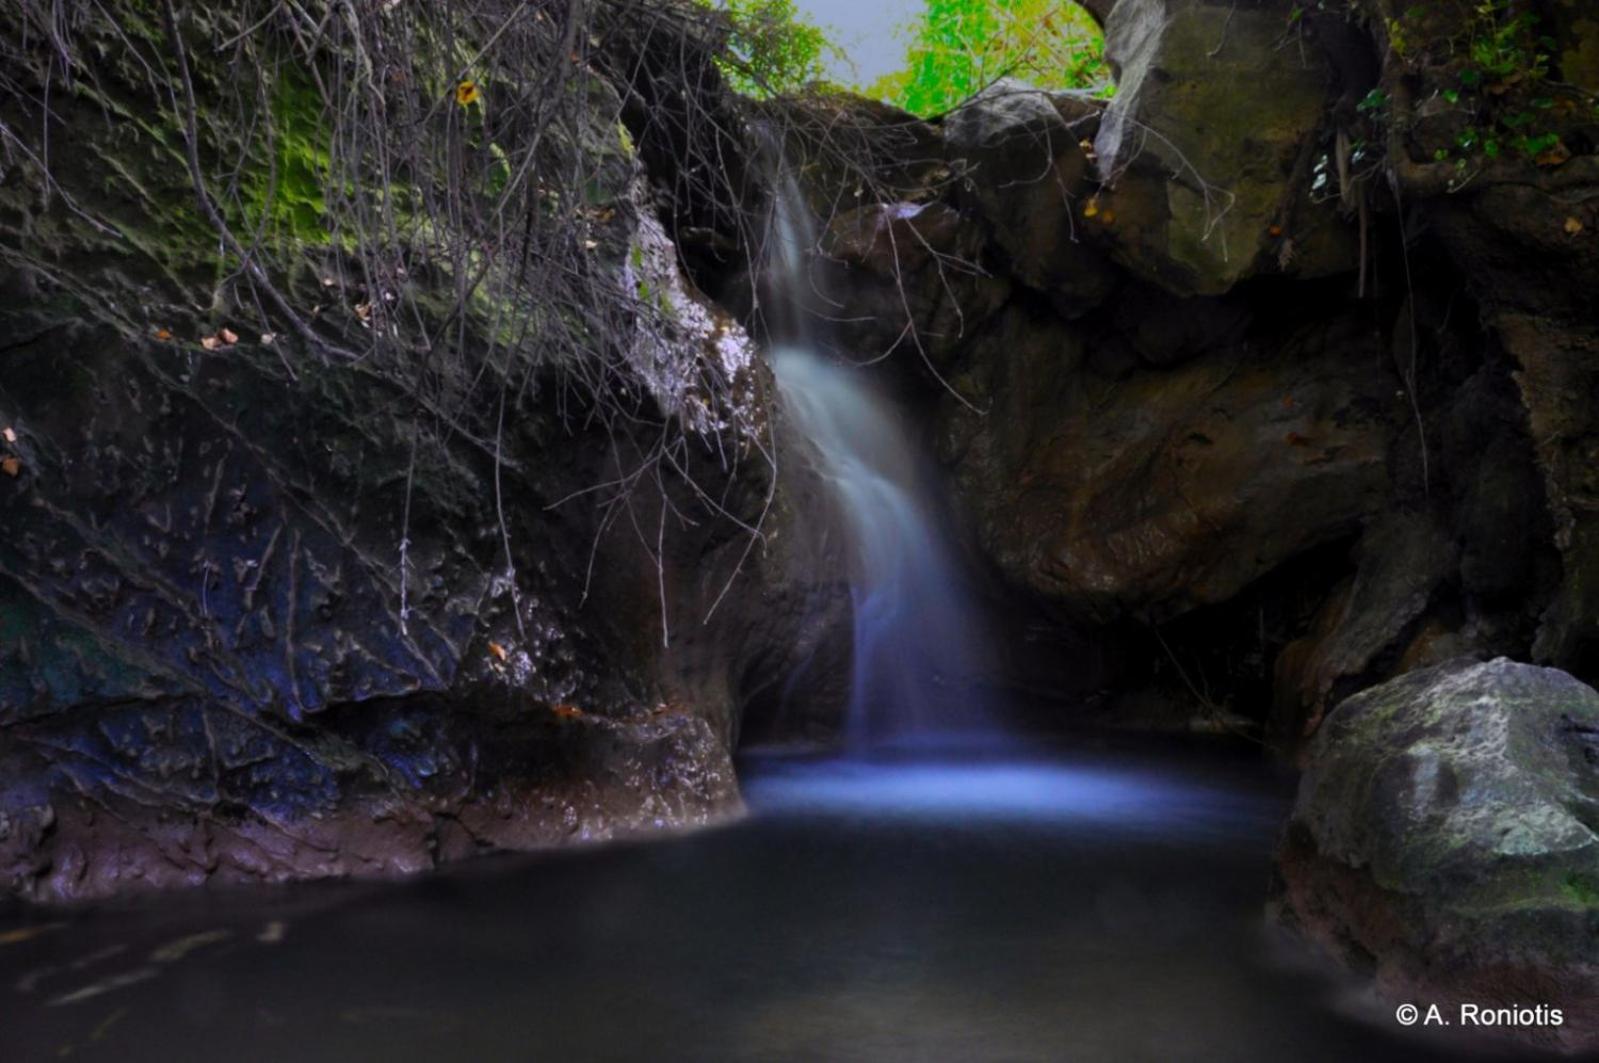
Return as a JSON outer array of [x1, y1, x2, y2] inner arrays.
[[1421, 178, 1599, 676], [821, 200, 1011, 369], [943, 305, 1399, 622], [1109, 281, 1251, 368], [0, 702, 740, 903], [944, 79, 1114, 316], [1272, 511, 1457, 739], [1093, 0, 1355, 295], [1276, 657, 1599, 1054]]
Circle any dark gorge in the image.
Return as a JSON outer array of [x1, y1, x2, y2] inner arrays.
[[3, 0, 1599, 1058]]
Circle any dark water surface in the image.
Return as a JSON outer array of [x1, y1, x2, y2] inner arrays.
[[0, 742, 1538, 1061]]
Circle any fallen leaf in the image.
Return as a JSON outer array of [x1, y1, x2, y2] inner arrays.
[[455, 80, 480, 107], [200, 335, 222, 351], [260, 332, 278, 344], [550, 703, 585, 719], [487, 641, 507, 662], [219, 327, 238, 345], [1565, 216, 1585, 237], [1081, 196, 1100, 219], [1536, 141, 1572, 168], [1268, 224, 1284, 238], [153, 327, 173, 342], [582, 239, 599, 251], [2, 426, 15, 443]]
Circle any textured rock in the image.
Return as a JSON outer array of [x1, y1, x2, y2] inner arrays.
[[0, 3, 771, 901], [1421, 181, 1599, 676], [1276, 658, 1599, 1053], [1093, 0, 1355, 294], [941, 305, 1399, 622], [0, 705, 738, 903], [1273, 511, 1457, 737], [944, 79, 1114, 316], [821, 200, 1011, 369]]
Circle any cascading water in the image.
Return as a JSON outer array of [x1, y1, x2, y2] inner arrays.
[[765, 181, 995, 753]]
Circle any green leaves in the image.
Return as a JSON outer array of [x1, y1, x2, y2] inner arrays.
[[869, 0, 1109, 117], [711, 0, 835, 96]]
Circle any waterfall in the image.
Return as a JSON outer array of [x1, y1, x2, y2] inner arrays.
[[765, 181, 995, 753]]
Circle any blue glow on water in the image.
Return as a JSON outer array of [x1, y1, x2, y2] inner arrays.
[[743, 754, 1284, 842]]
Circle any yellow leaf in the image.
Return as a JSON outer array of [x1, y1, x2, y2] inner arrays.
[[1082, 196, 1100, 219], [1565, 217, 1585, 237], [455, 80, 480, 107]]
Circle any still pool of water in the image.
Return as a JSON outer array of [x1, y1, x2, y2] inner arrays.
[[0, 743, 1537, 1061]]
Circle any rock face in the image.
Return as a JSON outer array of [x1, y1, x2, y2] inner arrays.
[[782, 0, 1577, 740], [0, 2, 790, 901], [940, 303, 1398, 622], [1276, 658, 1599, 1053]]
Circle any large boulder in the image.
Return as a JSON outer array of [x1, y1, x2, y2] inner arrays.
[[943, 79, 1115, 316], [1092, 0, 1357, 295], [939, 302, 1400, 622], [1276, 658, 1599, 1054]]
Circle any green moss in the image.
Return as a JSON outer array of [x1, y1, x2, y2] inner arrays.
[[245, 71, 332, 246], [1561, 872, 1599, 906]]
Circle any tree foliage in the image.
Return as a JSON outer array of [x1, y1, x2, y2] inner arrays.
[[710, 0, 836, 96], [870, 0, 1109, 116]]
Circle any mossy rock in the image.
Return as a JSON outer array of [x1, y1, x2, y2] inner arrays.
[[1278, 658, 1599, 1052]]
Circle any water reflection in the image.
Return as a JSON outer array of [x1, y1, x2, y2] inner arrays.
[[0, 744, 1530, 1063]]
